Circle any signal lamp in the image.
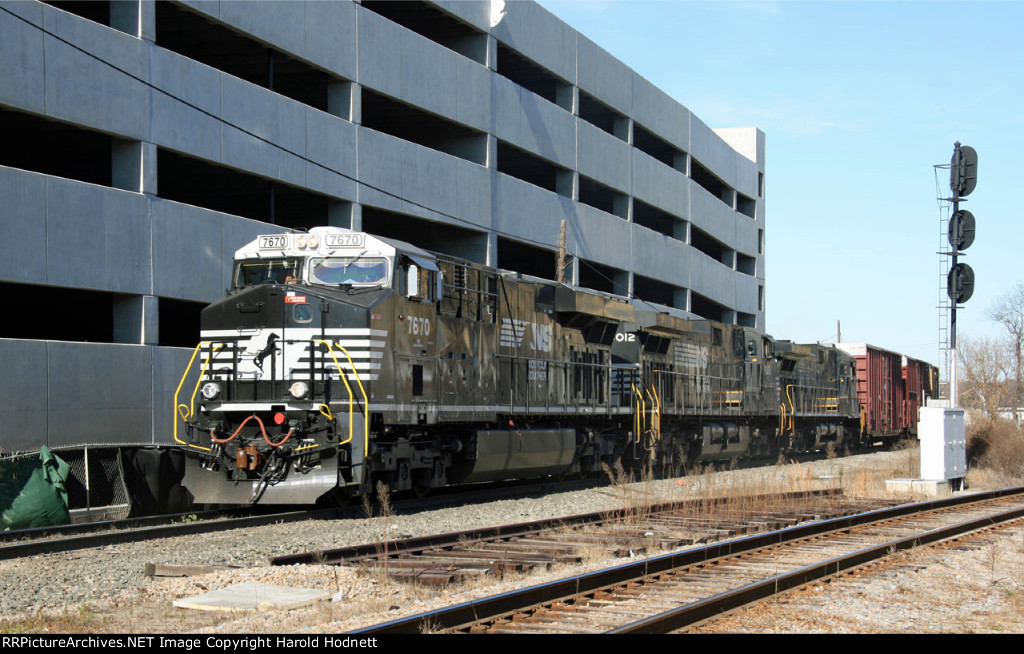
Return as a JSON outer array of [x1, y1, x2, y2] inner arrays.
[[200, 382, 220, 400]]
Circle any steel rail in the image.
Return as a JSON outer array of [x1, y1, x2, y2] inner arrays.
[[0, 475, 606, 561], [610, 503, 1024, 633], [269, 489, 842, 566], [350, 486, 1024, 634], [0, 507, 342, 561]]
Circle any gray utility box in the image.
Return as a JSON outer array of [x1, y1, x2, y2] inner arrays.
[[918, 406, 967, 484]]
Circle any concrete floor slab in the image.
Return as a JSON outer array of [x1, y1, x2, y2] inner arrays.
[[173, 581, 332, 612]]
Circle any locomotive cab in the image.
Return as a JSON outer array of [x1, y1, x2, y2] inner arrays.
[[231, 231, 394, 291]]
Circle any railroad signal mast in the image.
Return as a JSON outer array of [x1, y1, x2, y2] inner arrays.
[[945, 142, 978, 407]]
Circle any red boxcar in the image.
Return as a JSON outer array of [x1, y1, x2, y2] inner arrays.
[[901, 355, 939, 436], [836, 344, 938, 443]]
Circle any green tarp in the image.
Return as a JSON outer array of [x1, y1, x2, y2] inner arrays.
[[0, 446, 71, 529]]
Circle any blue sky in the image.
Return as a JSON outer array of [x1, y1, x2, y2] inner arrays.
[[539, 0, 1024, 371]]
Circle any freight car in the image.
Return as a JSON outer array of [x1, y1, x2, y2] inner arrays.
[[834, 344, 939, 445], [172, 227, 924, 505]]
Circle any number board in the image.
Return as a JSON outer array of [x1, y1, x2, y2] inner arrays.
[[325, 233, 364, 248], [258, 235, 289, 249]]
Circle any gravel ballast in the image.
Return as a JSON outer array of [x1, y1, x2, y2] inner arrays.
[[1, 450, 1021, 634]]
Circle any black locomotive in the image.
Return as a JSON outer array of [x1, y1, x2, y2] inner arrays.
[[174, 227, 869, 505]]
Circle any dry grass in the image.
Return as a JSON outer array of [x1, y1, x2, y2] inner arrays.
[[0, 597, 236, 634], [968, 417, 1024, 479], [600, 461, 659, 526], [361, 481, 398, 582], [241, 450, 1024, 633], [8, 447, 1022, 635]]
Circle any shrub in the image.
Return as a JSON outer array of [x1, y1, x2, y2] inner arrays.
[[967, 416, 1024, 478]]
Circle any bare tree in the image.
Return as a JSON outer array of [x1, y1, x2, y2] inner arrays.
[[958, 334, 1011, 419], [987, 282, 1024, 422]]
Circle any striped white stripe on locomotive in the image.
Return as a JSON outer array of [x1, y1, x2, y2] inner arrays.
[[673, 341, 708, 372], [499, 318, 528, 348], [200, 327, 387, 381]]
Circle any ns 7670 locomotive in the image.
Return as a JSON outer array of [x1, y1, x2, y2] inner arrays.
[[174, 227, 931, 505]]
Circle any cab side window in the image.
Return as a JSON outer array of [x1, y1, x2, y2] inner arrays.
[[404, 263, 438, 302]]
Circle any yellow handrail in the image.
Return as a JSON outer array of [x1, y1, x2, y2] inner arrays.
[[785, 384, 796, 431], [172, 339, 370, 464], [645, 385, 661, 442], [313, 340, 370, 461], [631, 382, 645, 444], [173, 342, 224, 449]]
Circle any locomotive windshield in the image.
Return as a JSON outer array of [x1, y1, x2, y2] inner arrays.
[[309, 257, 389, 286], [234, 258, 302, 288]]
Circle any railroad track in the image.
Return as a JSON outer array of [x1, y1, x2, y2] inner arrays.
[[0, 507, 341, 561], [348, 486, 1024, 634], [272, 490, 897, 584], [0, 448, 850, 563], [0, 475, 603, 561]]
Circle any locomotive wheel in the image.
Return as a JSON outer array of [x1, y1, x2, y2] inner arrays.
[[315, 485, 355, 508], [413, 459, 444, 498]]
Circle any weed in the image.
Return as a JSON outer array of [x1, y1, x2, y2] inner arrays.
[[78, 603, 94, 621], [0, 604, 108, 634], [373, 481, 395, 580], [987, 542, 1001, 585], [419, 616, 444, 634]]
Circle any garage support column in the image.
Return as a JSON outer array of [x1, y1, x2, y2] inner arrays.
[[556, 85, 577, 114], [329, 81, 359, 123], [614, 195, 631, 222], [615, 117, 632, 144], [674, 220, 689, 244], [485, 232, 499, 268], [485, 135, 498, 169], [485, 35, 498, 71], [613, 271, 632, 299], [112, 140, 157, 195], [556, 171, 577, 200], [673, 288, 690, 313], [110, 0, 156, 41], [328, 201, 361, 231], [569, 249, 580, 286], [114, 295, 159, 345], [722, 188, 737, 211], [673, 151, 689, 176]]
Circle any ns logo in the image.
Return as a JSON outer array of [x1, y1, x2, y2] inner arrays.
[[500, 319, 553, 353], [531, 323, 553, 352]]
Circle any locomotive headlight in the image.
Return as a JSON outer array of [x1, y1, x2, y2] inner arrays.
[[306, 235, 319, 249], [296, 235, 308, 248], [200, 382, 221, 400], [289, 381, 309, 399]]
